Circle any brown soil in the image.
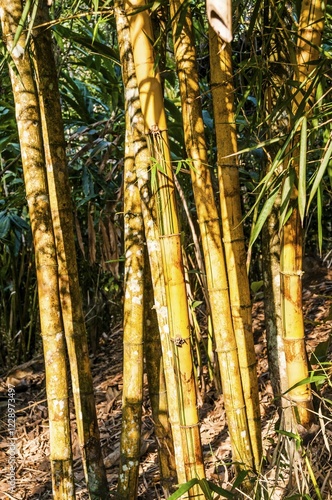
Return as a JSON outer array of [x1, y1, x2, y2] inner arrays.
[[1, 265, 332, 499]]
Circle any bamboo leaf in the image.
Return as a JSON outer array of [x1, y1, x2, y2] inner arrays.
[[317, 183, 323, 253], [283, 374, 327, 395], [167, 479, 199, 499], [249, 184, 279, 248], [245, 118, 304, 225], [55, 25, 119, 63], [197, 478, 214, 500], [276, 429, 301, 440], [279, 166, 295, 229], [207, 479, 236, 498], [251, 280, 264, 294], [175, 160, 182, 175], [9, 213, 30, 231], [26, 0, 39, 47], [0, 212, 11, 239], [307, 135, 332, 211], [12, 0, 32, 49], [305, 454, 323, 500], [191, 300, 203, 309], [231, 469, 249, 490], [298, 117, 307, 225]]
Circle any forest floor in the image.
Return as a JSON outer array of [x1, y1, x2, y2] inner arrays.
[[1, 261, 332, 499]]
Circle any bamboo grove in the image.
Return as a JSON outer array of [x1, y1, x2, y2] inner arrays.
[[0, 0, 331, 498]]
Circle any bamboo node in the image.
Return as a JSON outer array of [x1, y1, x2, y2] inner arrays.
[[179, 422, 200, 429], [222, 237, 245, 244], [198, 217, 220, 224], [280, 270, 304, 277], [37, 264, 58, 269], [215, 346, 238, 354], [209, 286, 229, 292], [240, 360, 257, 370], [159, 232, 181, 239], [124, 341, 144, 346], [149, 390, 167, 396], [283, 337, 306, 343], [124, 211, 143, 218]]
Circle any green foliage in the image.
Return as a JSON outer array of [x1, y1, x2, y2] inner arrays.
[[167, 477, 236, 499]]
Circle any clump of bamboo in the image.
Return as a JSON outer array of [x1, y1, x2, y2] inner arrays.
[[124, 0, 206, 495], [0, 1, 75, 497], [280, 0, 325, 429], [169, 0, 254, 472], [114, 1, 181, 493], [32, 3, 109, 495], [209, 32, 263, 468]]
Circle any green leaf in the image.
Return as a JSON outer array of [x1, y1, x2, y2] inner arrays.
[[307, 136, 332, 212], [275, 429, 300, 441], [279, 166, 295, 229], [197, 478, 214, 500], [251, 280, 264, 294], [249, 184, 279, 248], [317, 184, 323, 254], [9, 214, 30, 231], [207, 480, 235, 498], [12, 0, 31, 49], [0, 213, 11, 239], [191, 300, 203, 309], [232, 469, 249, 490], [282, 374, 327, 395], [298, 117, 307, 225], [55, 25, 119, 64], [167, 479, 199, 499], [310, 339, 330, 364], [175, 160, 182, 175]]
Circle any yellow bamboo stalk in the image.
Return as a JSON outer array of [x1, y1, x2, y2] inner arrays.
[[125, 0, 205, 493], [261, 19, 290, 414], [31, 3, 109, 495], [117, 117, 145, 498], [169, 0, 254, 471], [209, 32, 262, 467], [281, 0, 324, 428], [144, 262, 176, 497], [114, 1, 187, 490], [0, 2, 75, 497], [281, 212, 314, 426], [294, 0, 325, 110]]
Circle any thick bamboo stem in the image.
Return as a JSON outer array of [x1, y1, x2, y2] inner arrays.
[[117, 119, 145, 498], [144, 263, 176, 497]]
